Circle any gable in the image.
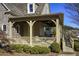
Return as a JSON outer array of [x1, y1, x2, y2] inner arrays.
[[5, 3, 27, 16], [0, 3, 50, 16], [0, 4, 7, 11], [42, 4, 50, 14]]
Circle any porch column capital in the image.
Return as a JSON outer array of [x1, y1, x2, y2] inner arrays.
[[26, 21, 36, 26], [51, 20, 56, 25]]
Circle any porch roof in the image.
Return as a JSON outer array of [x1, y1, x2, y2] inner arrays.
[[9, 13, 64, 25]]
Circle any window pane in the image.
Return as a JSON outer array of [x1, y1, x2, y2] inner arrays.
[[3, 25, 6, 31], [44, 27, 52, 37], [29, 4, 33, 12]]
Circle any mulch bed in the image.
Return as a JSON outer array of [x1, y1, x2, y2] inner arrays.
[[0, 52, 58, 56], [0, 47, 59, 56], [75, 51, 79, 56]]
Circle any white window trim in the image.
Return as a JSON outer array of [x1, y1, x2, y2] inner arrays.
[[2, 24, 5, 31], [27, 3, 35, 14], [1, 24, 3, 31]]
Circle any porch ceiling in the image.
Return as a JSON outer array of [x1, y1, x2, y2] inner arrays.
[[9, 13, 64, 25]]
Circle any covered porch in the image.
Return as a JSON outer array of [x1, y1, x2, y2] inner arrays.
[[8, 13, 63, 46]]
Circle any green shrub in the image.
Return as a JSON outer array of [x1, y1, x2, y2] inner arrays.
[[30, 46, 50, 54], [23, 45, 31, 53], [10, 44, 23, 53], [30, 46, 40, 54], [50, 42, 61, 53], [74, 40, 79, 51], [9, 44, 50, 54], [39, 47, 50, 54]]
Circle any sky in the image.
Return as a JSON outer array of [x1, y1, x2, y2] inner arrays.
[[49, 3, 79, 28]]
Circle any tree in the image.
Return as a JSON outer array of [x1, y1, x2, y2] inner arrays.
[[65, 3, 79, 25]]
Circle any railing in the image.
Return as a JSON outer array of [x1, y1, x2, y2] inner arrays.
[[8, 36, 30, 44], [70, 37, 74, 49], [20, 36, 30, 43], [32, 36, 56, 45], [8, 36, 56, 45], [63, 31, 74, 48]]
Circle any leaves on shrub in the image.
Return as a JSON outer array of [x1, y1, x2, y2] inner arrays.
[[50, 42, 60, 53], [74, 40, 79, 51], [9, 45, 50, 54]]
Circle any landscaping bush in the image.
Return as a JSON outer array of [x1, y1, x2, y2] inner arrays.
[[30, 46, 41, 54], [50, 42, 60, 53], [23, 45, 31, 54], [74, 40, 79, 51], [30, 46, 50, 54], [9, 44, 50, 54], [10, 44, 23, 53], [39, 47, 50, 54]]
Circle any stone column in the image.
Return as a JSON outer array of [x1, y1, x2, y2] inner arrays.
[[56, 19, 60, 44], [9, 21, 13, 38]]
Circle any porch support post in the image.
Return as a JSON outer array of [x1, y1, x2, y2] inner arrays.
[[30, 21, 33, 46], [9, 21, 13, 38], [26, 21, 36, 46], [56, 19, 60, 44]]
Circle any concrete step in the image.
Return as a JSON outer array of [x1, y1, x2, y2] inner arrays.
[[63, 41, 74, 53], [63, 46, 74, 53]]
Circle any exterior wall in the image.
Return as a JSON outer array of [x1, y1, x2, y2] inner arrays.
[[12, 22, 30, 38], [33, 21, 45, 36], [5, 3, 27, 16], [12, 24, 20, 38], [23, 22, 29, 36], [35, 4, 38, 10], [33, 21, 56, 37], [41, 3, 50, 14], [0, 4, 10, 36]]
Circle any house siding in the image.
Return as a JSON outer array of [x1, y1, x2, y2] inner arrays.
[[42, 4, 50, 14], [0, 4, 8, 33]]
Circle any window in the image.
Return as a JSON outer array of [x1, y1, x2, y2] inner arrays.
[[2, 25, 6, 31], [44, 27, 52, 37], [27, 3, 35, 14], [29, 4, 33, 12]]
